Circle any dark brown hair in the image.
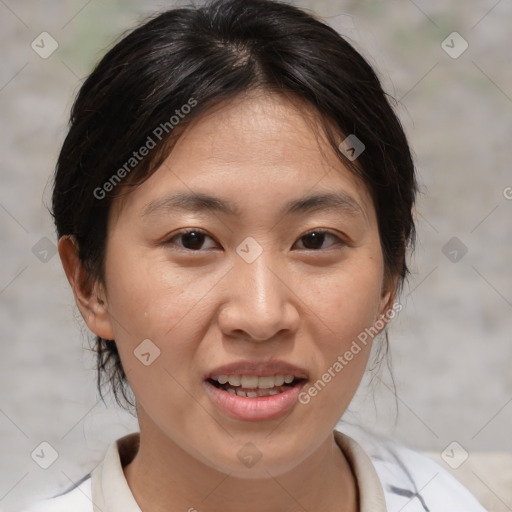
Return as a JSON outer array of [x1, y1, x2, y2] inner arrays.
[[52, 0, 417, 409]]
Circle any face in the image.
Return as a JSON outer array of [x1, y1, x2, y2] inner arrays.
[[90, 90, 395, 477]]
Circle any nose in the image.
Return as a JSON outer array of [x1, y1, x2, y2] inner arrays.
[[217, 251, 300, 342]]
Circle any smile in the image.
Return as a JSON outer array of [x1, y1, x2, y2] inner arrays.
[[204, 362, 309, 421], [208, 374, 299, 397]]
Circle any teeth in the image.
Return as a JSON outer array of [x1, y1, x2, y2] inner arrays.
[[230, 386, 289, 398], [274, 375, 285, 386], [258, 376, 276, 389], [228, 375, 241, 386], [240, 375, 259, 388], [215, 374, 297, 388]]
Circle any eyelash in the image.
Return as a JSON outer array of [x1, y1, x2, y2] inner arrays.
[[163, 228, 346, 252]]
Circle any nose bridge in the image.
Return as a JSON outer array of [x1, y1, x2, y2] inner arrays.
[[220, 243, 298, 341], [236, 245, 283, 312]]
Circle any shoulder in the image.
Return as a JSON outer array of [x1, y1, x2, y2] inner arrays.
[[339, 426, 487, 512], [18, 474, 92, 512]]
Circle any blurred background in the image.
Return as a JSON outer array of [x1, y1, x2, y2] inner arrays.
[[1, 0, 511, 511]]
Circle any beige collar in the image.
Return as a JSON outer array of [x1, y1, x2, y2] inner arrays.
[[333, 430, 387, 511], [91, 430, 386, 511]]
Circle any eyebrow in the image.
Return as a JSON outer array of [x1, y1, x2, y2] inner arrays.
[[141, 190, 365, 219]]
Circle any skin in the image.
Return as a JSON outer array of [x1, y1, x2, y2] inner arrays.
[[59, 89, 398, 512]]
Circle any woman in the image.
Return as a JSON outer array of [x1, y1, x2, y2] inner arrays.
[[23, 0, 486, 510]]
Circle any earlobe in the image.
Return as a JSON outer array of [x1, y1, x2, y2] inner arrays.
[[379, 290, 394, 317], [58, 235, 115, 340], [377, 275, 399, 327]]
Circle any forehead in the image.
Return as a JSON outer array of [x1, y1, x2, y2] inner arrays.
[[178, 90, 343, 171], [111, 90, 375, 225]]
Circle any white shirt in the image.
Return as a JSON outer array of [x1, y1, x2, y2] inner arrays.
[[20, 429, 486, 512]]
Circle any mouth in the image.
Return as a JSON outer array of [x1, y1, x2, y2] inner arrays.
[[204, 361, 308, 421], [206, 374, 306, 398]]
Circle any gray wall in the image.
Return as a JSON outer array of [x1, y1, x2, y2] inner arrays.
[[1, 1, 511, 510]]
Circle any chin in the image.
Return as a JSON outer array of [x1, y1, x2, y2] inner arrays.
[[192, 436, 315, 479]]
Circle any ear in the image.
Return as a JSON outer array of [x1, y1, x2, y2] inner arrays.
[[376, 273, 400, 330], [58, 235, 115, 340]]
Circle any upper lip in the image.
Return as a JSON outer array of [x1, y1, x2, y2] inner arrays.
[[206, 360, 309, 380]]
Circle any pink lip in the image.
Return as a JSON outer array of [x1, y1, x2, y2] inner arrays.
[[206, 360, 309, 380], [204, 379, 306, 421]]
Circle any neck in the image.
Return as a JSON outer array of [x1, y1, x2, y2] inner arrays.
[[123, 418, 358, 512]]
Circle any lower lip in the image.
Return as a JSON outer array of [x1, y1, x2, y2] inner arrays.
[[204, 380, 305, 421]]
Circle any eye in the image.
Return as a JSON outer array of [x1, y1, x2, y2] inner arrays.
[[165, 228, 218, 251], [163, 228, 344, 252], [293, 229, 344, 251]]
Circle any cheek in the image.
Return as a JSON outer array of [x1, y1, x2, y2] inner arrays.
[[104, 244, 197, 337], [102, 253, 208, 423], [102, 245, 218, 387], [308, 255, 385, 377], [311, 256, 385, 338], [295, 258, 384, 417]]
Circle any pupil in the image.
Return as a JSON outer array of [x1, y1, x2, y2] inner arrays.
[[303, 232, 324, 249], [183, 231, 204, 250]]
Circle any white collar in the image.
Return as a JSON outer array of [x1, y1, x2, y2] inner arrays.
[[90, 430, 386, 511]]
